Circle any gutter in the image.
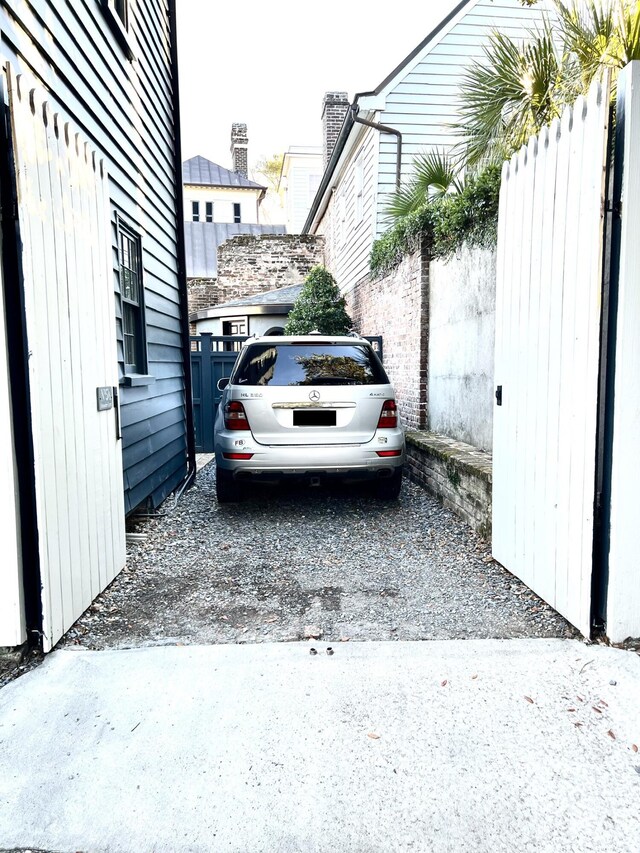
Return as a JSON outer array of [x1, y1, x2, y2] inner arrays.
[[169, 0, 196, 492], [302, 107, 356, 233], [302, 95, 402, 234]]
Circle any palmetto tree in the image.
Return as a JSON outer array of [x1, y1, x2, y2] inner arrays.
[[384, 149, 463, 222], [455, 25, 569, 168], [455, 0, 640, 168]]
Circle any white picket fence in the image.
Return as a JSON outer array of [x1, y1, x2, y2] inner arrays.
[[493, 79, 610, 636], [8, 69, 126, 651]]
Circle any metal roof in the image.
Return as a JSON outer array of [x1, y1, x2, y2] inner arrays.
[[218, 283, 303, 309], [183, 155, 266, 190], [190, 283, 304, 322], [184, 222, 287, 278]]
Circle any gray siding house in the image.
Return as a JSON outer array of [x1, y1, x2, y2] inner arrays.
[[0, 0, 193, 651]]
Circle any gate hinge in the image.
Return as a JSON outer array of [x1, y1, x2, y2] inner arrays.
[[605, 200, 622, 218]]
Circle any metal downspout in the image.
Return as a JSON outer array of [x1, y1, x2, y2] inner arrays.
[[351, 106, 402, 191]]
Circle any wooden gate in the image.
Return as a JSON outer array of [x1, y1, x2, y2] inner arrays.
[[191, 334, 246, 452], [8, 69, 126, 651], [493, 79, 610, 636]]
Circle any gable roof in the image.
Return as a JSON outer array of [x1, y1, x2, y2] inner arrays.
[[363, 0, 471, 98], [183, 155, 266, 190], [190, 283, 303, 322], [217, 283, 303, 310], [302, 0, 475, 233]]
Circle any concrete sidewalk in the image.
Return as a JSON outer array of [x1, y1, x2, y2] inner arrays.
[[0, 639, 638, 853]]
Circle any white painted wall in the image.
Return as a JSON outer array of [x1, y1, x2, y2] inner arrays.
[[194, 313, 288, 337], [184, 185, 261, 225], [606, 61, 640, 644], [279, 148, 323, 233], [0, 205, 26, 648], [428, 246, 495, 451]]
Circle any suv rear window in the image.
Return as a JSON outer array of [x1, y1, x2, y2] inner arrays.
[[232, 343, 389, 387]]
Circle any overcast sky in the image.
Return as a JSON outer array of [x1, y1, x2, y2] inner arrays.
[[176, 0, 458, 170]]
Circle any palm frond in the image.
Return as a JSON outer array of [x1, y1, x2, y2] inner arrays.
[[455, 27, 564, 167], [618, 0, 640, 62], [384, 150, 463, 222], [555, 0, 621, 90]]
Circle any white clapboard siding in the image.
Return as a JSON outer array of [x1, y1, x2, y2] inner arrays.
[[376, 0, 554, 232], [493, 79, 610, 636], [9, 69, 125, 651], [607, 61, 640, 643]]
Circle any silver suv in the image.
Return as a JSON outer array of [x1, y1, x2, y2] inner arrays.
[[213, 334, 405, 502]]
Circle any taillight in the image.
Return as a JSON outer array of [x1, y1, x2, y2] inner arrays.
[[222, 452, 254, 460], [225, 400, 250, 431], [377, 400, 398, 429], [376, 449, 402, 457]]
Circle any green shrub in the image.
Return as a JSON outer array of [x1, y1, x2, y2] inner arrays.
[[284, 266, 352, 335], [370, 165, 501, 276]]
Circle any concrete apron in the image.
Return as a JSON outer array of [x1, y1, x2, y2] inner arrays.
[[0, 639, 639, 853]]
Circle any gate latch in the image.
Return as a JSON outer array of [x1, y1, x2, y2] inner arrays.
[[495, 385, 503, 406]]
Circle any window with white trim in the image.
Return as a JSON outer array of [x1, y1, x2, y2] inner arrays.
[[205, 201, 213, 222], [192, 201, 200, 222], [119, 221, 147, 375], [354, 151, 364, 223], [233, 203, 241, 223]]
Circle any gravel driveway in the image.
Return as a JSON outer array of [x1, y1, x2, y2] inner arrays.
[[60, 461, 575, 650]]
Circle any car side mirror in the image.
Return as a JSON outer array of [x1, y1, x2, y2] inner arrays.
[[217, 377, 230, 391]]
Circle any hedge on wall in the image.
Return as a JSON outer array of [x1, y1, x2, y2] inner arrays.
[[369, 165, 501, 277]]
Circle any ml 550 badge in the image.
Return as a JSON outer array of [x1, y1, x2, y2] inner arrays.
[[240, 392, 263, 399]]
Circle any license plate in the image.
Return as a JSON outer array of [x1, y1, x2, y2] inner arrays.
[[293, 409, 336, 427]]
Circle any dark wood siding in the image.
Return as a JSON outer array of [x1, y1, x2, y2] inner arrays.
[[0, 0, 188, 514]]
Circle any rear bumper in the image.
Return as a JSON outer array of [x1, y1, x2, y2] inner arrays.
[[214, 429, 405, 481]]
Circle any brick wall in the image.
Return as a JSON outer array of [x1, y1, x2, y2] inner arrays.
[[230, 123, 248, 178], [216, 234, 324, 301], [406, 431, 492, 538], [188, 279, 221, 315], [322, 92, 349, 168], [346, 237, 429, 431]]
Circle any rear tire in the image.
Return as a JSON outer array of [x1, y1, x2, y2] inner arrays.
[[216, 465, 242, 503], [376, 467, 403, 501]]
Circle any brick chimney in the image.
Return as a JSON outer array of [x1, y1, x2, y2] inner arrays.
[[230, 123, 248, 178], [322, 92, 349, 169]]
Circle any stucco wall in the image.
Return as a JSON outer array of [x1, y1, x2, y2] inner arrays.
[[428, 245, 496, 452]]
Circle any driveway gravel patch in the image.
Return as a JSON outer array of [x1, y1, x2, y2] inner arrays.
[[59, 461, 576, 650]]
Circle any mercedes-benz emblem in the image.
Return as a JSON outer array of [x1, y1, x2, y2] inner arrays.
[[309, 390, 321, 402]]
